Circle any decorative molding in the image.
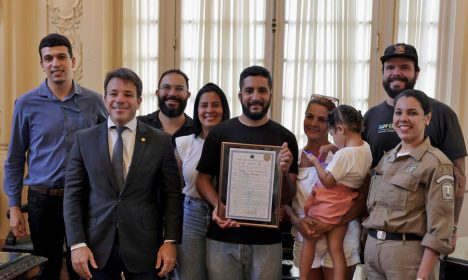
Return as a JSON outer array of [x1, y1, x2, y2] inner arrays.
[[47, 0, 84, 82]]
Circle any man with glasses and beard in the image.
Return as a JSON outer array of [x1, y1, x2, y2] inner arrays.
[[138, 69, 194, 145], [362, 43, 466, 273], [196, 65, 298, 279]]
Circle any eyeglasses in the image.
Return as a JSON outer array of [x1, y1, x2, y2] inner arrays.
[[309, 94, 340, 106], [158, 84, 187, 93]]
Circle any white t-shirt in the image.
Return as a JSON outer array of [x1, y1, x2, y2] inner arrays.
[[175, 134, 205, 198], [291, 150, 333, 220], [291, 149, 360, 267], [326, 142, 372, 189]]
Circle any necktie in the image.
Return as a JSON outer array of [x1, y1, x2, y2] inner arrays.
[[112, 126, 127, 190]]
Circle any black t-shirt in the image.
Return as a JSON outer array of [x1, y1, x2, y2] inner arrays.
[[197, 117, 299, 244], [363, 98, 467, 168], [137, 110, 194, 146]]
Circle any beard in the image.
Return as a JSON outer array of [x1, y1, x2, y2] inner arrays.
[[382, 76, 417, 99], [158, 95, 188, 118], [241, 99, 271, 120]]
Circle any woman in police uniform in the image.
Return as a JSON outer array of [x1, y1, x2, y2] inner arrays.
[[363, 89, 454, 280]]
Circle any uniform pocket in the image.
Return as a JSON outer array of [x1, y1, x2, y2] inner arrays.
[[375, 173, 419, 210], [389, 173, 421, 207], [389, 174, 419, 192]]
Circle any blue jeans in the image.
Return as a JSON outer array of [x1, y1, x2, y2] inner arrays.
[[206, 239, 282, 280], [174, 196, 211, 280]]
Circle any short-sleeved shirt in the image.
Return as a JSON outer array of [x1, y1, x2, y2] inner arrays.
[[362, 99, 467, 168], [138, 110, 194, 146], [363, 137, 454, 255], [326, 142, 372, 189], [175, 134, 204, 198], [197, 117, 299, 244], [292, 152, 361, 268]]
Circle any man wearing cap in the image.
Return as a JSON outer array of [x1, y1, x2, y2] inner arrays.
[[362, 43, 466, 273]]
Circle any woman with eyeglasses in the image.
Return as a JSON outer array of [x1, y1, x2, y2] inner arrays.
[[283, 95, 363, 280], [173, 83, 230, 280], [363, 89, 454, 280]]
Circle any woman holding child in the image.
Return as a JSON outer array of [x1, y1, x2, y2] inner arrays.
[[284, 95, 367, 280]]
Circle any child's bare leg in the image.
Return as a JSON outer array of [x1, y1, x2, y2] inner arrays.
[[326, 224, 348, 280], [300, 237, 319, 280], [323, 264, 357, 280]]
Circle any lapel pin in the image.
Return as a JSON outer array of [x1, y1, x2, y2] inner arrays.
[[141, 137, 146, 142]]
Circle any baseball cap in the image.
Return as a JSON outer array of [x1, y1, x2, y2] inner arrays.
[[380, 43, 419, 67]]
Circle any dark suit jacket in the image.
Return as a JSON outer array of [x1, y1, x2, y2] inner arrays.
[[64, 120, 182, 273]]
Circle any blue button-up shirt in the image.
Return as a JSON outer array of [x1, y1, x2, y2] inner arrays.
[[3, 80, 108, 207]]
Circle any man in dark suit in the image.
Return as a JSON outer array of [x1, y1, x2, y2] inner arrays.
[[64, 67, 183, 280]]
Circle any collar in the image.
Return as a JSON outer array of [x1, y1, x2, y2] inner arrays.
[[387, 137, 431, 162], [107, 117, 138, 132], [152, 110, 193, 128], [37, 80, 81, 101], [382, 100, 394, 110]]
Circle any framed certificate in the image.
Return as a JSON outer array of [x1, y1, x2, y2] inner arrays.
[[217, 142, 283, 228]]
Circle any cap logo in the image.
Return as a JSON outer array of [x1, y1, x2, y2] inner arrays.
[[394, 45, 406, 54]]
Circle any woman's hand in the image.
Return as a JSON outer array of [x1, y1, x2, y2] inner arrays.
[[305, 218, 335, 235], [292, 216, 321, 239]]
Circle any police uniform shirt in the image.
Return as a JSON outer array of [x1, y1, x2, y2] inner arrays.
[[363, 137, 454, 255]]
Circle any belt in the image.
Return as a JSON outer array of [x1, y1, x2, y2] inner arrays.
[[29, 185, 64, 197], [184, 195, 208, 204], [368, 229, 422, 241]]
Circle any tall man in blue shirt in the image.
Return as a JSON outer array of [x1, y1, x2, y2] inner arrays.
[[3, 33, 107, 280]]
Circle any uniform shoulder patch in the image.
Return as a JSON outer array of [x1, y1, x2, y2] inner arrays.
[[441, 181, 455, 201]]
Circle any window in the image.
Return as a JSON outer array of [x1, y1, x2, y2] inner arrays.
[[280, 0, 373, 146], [395, 0, 440, 98], [180, 0, 267, 117], [122, 0, 159, 114], [122, 0, 440, 147]]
